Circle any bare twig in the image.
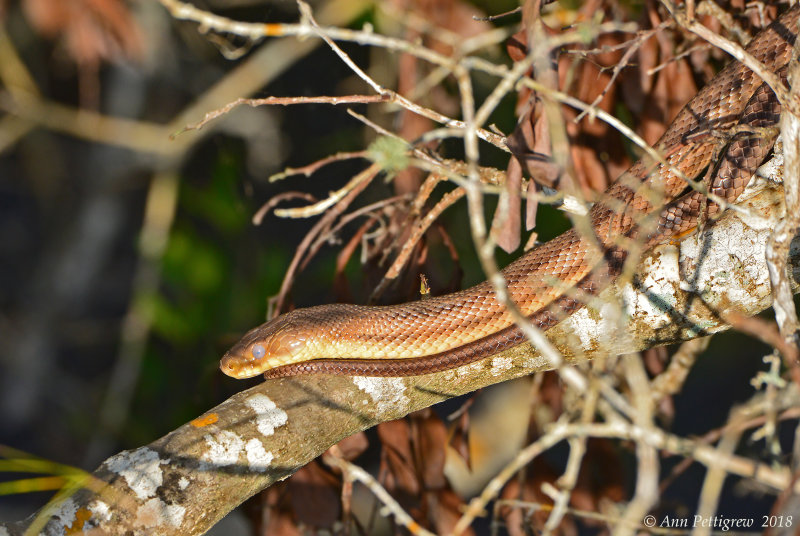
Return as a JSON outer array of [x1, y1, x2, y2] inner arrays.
[[274, 164, 380, 218], [650, 337, 712, 401], [323, 448, 437, 536], [180, 94, 391, 133], [767, 24, 800, 342]]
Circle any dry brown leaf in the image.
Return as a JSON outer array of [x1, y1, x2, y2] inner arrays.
[[643, 346, 669, 376], [502, 92, 558, 249], [638, 7, 698, 145], [641, 59, 697, 145], [23, 0, 143, 66], [505, 26, 561, 189], [395, 50, 431, 196], [537, 371, 565, 421], [412, 409, 447, 490], [415, 0, 492, 57], [568, 439, 626, 526], [447, 407, 472, 470], [492, 164, 522, 252], [287, 461, 342, 527], [391, 0, 492, 196], [257, 486, 302, 536], [499, 459, 576, 536], [430, 488, 475, 536], [334, 218, 377, 303], [334, 431, 370, 461], [377, 419, 420, 495], [559, 4, 631, 194], [496, 439, 623, 534]]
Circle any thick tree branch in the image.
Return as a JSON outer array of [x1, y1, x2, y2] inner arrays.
[[2, 155, 798, 534]]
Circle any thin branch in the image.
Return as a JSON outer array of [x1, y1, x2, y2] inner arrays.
[[180, 94, 391, 133], [323, 448, 437, 536], [767, 23, 800, 341], [274, 164, 380, 219]]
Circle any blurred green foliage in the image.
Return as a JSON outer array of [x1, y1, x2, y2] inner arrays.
[[126, 145, 291, 440]]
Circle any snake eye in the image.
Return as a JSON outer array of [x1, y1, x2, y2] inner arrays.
[[251, 344, 266, 360]]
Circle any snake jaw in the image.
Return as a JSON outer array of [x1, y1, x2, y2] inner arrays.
[[220, 315, 308, 378]]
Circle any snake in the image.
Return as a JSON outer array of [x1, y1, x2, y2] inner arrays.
[[221, 5, 799, 379]]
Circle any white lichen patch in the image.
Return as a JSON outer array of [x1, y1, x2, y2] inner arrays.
[[490, 356, 514, 375], [201, 429, 275, 471], [88, 500, 111, 522], [245, 438, 274, 471], [105, 448, 167, 500], [134, 497, 186, 529], [755, 150, 784, 186], [50, 497, 78, 530], [566, 308, 600, 352], [521, 354, 544, 369], [455, 360, 484, 379], [561, 294, 618, 354], [178, 477, 189, 490], [353, 376, 409, 415], [561, 194, 590, 216], [245, 394, 288, 437], [624, 246, 681, 325], [680, 216, 771, 311], [203, 430, 245, 466]]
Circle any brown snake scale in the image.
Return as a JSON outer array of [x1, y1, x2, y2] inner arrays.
[[221, 6, 799, 379]]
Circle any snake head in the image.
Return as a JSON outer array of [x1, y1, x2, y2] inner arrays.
[[220, 313, 308, 379]]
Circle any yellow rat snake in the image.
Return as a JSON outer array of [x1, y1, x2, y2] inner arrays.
[[221, 5, 799, 379]]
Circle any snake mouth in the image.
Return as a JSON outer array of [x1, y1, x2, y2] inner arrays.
[[219, 345, 292, 379], [219, 345, 307, 378], [219, 354, 257, 379]]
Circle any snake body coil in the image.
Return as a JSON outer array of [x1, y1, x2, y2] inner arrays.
[[221, 6, 799, 379]]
